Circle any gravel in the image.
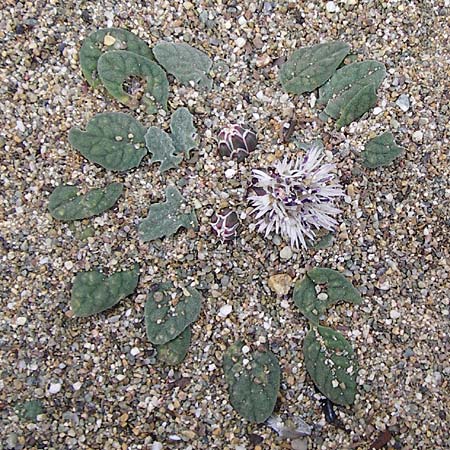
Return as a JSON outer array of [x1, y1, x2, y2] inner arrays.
[[1, 1, 449, 449]]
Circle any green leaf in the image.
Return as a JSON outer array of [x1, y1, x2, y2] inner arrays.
[[223, 341, 280, 423], [335, 83, 377, 129], [293, 268, 361, 324], [48, 183, 123, 221], [279, 41, 350, 95], [145, 282, 202, 345], [97, 50, 169, 112], [71, 265, 139, 317], [318, 60, 386, 127], [138, 186, 198, 242], [170, 107, 198, 158], [362, 132, 403, 168], [17, 400, 44, 422], [153, 41, 212, 90], [79, 27, 154, 88], [156, 326, 192, 365], [145, 127, 183, 172], [303, 325, 358, 405], [69, 112, 147, 171]]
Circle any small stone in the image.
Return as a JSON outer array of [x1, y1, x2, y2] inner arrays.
[[151, 443, 163, 450], [326, 1, 337, 12], [103, 34, 116, 46], [390, 310, 401, 320], [412, 130, 423, 143], [242, 345, 250, 354], [72, 381, 82, 391], [280, 246, 293, 260], [373, 107, 383, 115], [64, 261, 73, 270], [130, 347, 140, 356], [268, 274, 293, 296], [396, 94, 410, 111], [236, 37, 246, 48], [256, 54, 271, 68], [317, 293, 328, 301], [218, 304, 232, 317], [291, 437, 308, 450], [48, 382, 61, 394], [16, 316, 27, 326], [224, 168, 236, 178]]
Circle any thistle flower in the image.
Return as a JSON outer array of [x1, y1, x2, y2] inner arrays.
[[248, 145, 344, 249], [218, 124, 257, 162], [211, 208, 240, 241]]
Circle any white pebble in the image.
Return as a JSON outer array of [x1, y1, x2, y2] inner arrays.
[[64, 261, 73, 270], [280, 246, 293, 260], [390, 310, 401, 320], [236, 37, 246, 48], [16, 316, 27, 326], [317, 293, 328, 301], [218, 304, 233, 318], [48, 382, 61, 394], [151, 443, 163, 450], [412, 130, 423, 143], [309, 93, 316, 108], [326, 1, 337, 12], [130, 347, 140, 356], [72, 381, 82, 391], [396, 94, 410, 112], [373, 107, 383, 115], [242, 345, 250, 354], [225, 168, 236, 179]]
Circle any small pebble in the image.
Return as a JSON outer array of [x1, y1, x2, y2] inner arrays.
[[218, 304, 233, 318], [326, 1, 337, 12], [412, 130, 423, 143], [16, 316, 27, 326], [390, 310, 401, 320], [280, 246, 293, 260], [291, 437, 308, 450], [396, 94, 410, 111], [130, 347, 140, 356], [241, 345, 250, 354], [236, 37, 246, 48], [64, 261, 73, 270], [373, 107, 383, 115], [72, 382, 82, 391], [48, 383, 62, 394], [225, 168, 236, 179], [268, 274, 293, 296]]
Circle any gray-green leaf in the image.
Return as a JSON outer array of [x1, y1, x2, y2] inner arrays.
[[153, 42, 212, 90], [279, 41, 350, 95], [318, 60, 386, 127], [79, 27, 154, 88], [138, 186, 198, 242], [362, 132, 403, 168], [48, 183, 123, 221], [145, 282, 202, 345], [170, 107, 198, 157], [68, 112, 147, 171], [303, 325, 358, 406], [156, 326, 192, 365], [97, 50, 168, 112], [145, 127, 183, 172], [71, 265, 140, 317], [17, 400, 44, 422], [293, 268, 361, 324], [223, 341, 280, 423]]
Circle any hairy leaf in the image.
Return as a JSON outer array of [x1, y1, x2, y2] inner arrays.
[[48, 183, 123, 221], [145, 282, 202, 345], [138, 186, 198, 242], [69, 112, 147, 171], [362, 132, 403, 168], [304, 326, 358, 405], [153, 41, 212, 90], [145, 127, 182, 172], [79, 28, 154, 88], [156, 326, 192, 365], [279, 41, 350, 95], [71, 265, 140, 317], [97, 50, 168, 112], [223, 341, 280, 423], [170, 107, 198, 158]]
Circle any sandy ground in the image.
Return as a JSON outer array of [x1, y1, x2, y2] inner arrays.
[[1, 1, 449, 449]]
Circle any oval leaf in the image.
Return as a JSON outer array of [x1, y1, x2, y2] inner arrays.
[[293, 268, 361, 324], [145, 282, 202, 345], [153, 41, 212, 90], [156, 326, 192, 365], [279, 41, 350, 95], [48, 183, 123, 221], [170, 107, 198, 158], [97, 50, 168, 112], [80, 27, 154, 88], [145, 127, 183, 173], [223, 341, 280, 423], [362, 132, 403, 168], [138, 186, 198, 242], [71, 265, 140, 317], [68, 112, 147, 171], [303, 326, 358, 405]]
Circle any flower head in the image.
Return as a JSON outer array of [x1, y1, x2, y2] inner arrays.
[[248, 144, 344, 249], [218, 124, 257, 162]]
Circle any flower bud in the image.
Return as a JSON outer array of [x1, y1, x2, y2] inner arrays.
[[218, 124, 257, 162], [210, 208, 240, 241]]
